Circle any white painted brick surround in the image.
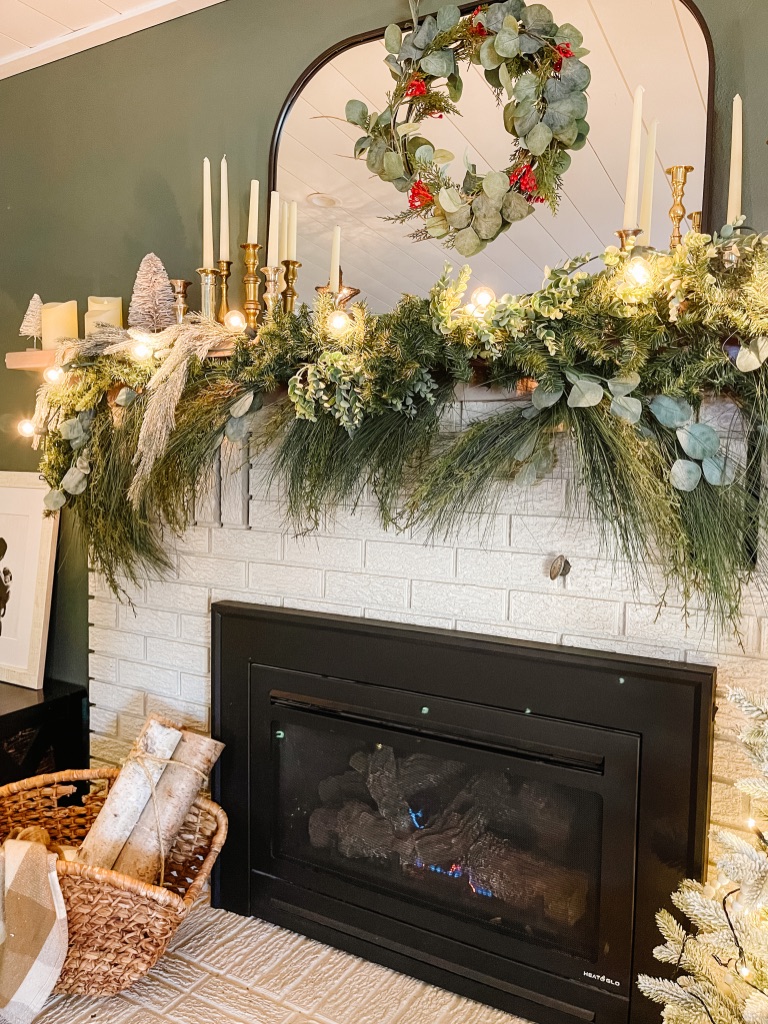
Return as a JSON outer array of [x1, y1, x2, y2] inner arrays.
[[88, 398, 768, 862]]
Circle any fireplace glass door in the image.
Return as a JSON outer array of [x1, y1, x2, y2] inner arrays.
[[250, 665, 640, 993]]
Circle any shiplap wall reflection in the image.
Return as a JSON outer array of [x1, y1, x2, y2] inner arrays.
[[277, 0, 709, 309]]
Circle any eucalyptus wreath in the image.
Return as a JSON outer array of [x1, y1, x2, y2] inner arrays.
[[346, 0, 590, 255]]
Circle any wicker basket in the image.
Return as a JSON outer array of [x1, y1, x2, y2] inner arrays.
[[0, 768, 228, 997]]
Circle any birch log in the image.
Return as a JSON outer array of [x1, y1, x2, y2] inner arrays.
[[77, 718, 182, 869], [112, 730, 224, 883]]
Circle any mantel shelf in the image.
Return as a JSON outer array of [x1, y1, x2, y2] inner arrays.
[[6, 342, 236, 371]]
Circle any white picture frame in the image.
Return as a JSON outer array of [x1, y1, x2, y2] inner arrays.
[[0, 472, 59, 689]]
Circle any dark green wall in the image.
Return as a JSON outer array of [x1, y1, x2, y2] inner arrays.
[[0, 0, 763, 683]]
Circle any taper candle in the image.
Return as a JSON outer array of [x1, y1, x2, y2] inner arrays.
[[637, 119, 658, 246], [288, 201, 298, 261], [623, 86, 645, 230], [247, 180, 259, 244], [41, 301, 78, 350], [278, 201, 288, 265], [329, 225, 341, 294], [220, 155, 230, 262], [726, 94, 743, 224], [203, 157, 214, 268], [267, 191, 280, 266]]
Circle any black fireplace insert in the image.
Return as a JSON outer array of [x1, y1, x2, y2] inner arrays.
[[211, 602, 714, 1024]]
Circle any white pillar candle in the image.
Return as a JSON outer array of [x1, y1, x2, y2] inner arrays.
[[637, 119, 658, 246], [278, 201, 288, 264], [202, 157, 214, 268], [329, 225, 341, 293], [219, 155, 230, 262], [247, 179, 259, 244], [726, 94, 743, 224], [287, 201, 298, 261], [85, 296, 122, 335], [41, 301, 78, 350], [267, 190, 280, 266], [623, 86, 645, 230]]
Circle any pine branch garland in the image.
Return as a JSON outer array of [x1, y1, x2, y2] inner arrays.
[[128, 253, 175, 333]]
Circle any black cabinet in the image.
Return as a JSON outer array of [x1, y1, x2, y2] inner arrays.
[[0, 680, 88, 784]]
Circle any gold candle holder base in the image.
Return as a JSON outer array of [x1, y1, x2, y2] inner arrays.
[[282, 260, 302, 314], [315, 267, 361, 309], [216, 260, 232, 324], [690, 211, 703, 235], [666, 165, 694, 249], [261, 266, 282, 319], [169, 279, 191, 324], [197, 268, 219, 320], [240, 243, 262, 330], [616, 228, 642, 253]]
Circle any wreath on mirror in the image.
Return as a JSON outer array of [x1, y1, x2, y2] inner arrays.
[[346, 0, 591, 256]]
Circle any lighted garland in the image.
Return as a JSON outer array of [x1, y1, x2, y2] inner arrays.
[[346, 0, 590, 255], [31, 223, 768, 631]]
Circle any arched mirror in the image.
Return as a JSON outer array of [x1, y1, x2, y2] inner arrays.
[[274, 0, 711, 311]]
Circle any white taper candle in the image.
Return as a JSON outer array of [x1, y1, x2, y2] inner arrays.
[[278, 201, 288, 264], [267, 190, 280, 266], [219, 155, 230, 262], [203, 157, 214, 268], [287, 201, 298, 261], [726, 94, 743, 224], [247, 180, 259, 244], [623, 86, 645, 230], [329, 225, 341, 293]]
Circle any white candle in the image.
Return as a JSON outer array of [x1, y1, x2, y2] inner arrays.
[[637, 119, 658, 246], [219, 155, 230, 262], [278, 201, 288, 264], [247, 179, 259, 244], [726, 94, 743, 224], [203, 157, 214, 268], [267, 190, 280, 266], [287, 201, 298, 261], [85, 296, 122, 335], [41, 301, 78, 350], [329, 225, 341, 293], [623, 86, 645, 230]]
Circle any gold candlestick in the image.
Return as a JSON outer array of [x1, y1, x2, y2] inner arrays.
[[615, 228, 641, 253], [666, 165, 694, 249], [197, 268, 219, 320], [690, 210, 702, 234], [169, 279, 191, 324], [261, 266, 282, 319], [240, 243, 262, 330], [216, 260, 232, 324], [281, 260, 301, 314]]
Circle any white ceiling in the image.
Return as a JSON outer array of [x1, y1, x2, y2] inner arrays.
[[277, 0, 709, 310], [0, 0, 225, 79]]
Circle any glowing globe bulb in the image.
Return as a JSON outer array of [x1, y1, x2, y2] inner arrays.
[[224, 309, 247, 332], [626, 257, 651, 287], [131, 341, 153, 361], [748, 817, 757, 829], [471, 286, 496, 309], [328, 310, 352, 335], [739, 964, 751, 979], [43, 365, 64, 385], [17, 419, 35, 438]]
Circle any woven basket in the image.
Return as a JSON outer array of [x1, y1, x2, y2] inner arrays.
[[0, 768, 228, 997]]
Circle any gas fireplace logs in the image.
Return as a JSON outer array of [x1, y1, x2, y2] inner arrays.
[[308, 745, 589, 930], [76, 716, 224, 885]]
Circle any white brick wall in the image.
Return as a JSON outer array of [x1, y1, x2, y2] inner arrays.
[[87, 398, 768, 866]]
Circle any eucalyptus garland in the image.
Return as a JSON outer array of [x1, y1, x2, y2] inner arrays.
[[346, 0, 590, 254], [31, 221, 768, 632]]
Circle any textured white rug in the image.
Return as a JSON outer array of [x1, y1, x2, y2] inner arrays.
[[37, 906, 521, 1024]]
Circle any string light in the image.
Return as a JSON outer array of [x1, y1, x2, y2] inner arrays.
[[223, 309, 247, 332], [471, 286, 496, 309], [738, 963, 751, 979], [626, 256, 652, 288], [43, 366, 64, 385], [327, 309, 352, 336], [748, 817, 756, 830], [17, 419, 35, 438], [131, 340, 153, 361]]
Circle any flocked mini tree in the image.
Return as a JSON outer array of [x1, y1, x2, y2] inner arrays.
[[19, 293, 43, 340], [639, 688, 768, 1024], [128, 253, 176, 333]]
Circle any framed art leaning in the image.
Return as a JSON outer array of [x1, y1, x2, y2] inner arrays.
[[0, 473, 59, 689]]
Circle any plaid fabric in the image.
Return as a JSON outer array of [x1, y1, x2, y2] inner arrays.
[[0, 841, 67, 1024]]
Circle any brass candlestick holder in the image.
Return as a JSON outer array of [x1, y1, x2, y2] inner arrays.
[[690, 210, 703, 234], [282, 260, 301, 313], [261, 266, 282, 319], [216, 259, 232, 324], [240, 243, 262, 330], [616, 228, 642, 253], [169, 279, 191, 324], [315, 267, 361, 309], [666, 165, 694, 249], [197, 268, 219, 320]]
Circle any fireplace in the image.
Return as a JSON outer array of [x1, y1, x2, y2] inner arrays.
[[211, 602, 714, 1024]]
